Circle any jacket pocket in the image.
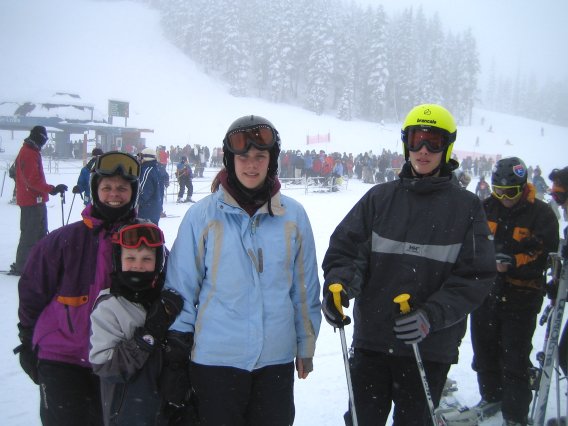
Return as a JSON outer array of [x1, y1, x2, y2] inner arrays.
[[56, 295, 89, 334]]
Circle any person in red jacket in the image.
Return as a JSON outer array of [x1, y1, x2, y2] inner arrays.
[[9, 126, 68, 276]]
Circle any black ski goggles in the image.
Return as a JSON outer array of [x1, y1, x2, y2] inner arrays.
[[224, 125, 277, 155], [492, 185, 523, 200], [93, 152, 140, 181], [404, 127, 450, 153], [112, 223, 164, 249]]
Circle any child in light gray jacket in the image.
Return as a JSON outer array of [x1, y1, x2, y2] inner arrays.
[[89, 221, 184, 426]]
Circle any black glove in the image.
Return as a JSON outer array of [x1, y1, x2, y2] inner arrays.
[[14, 323, 39, 384], [49, 184, 68, 195], [160, 331, 194, 407], [72, 185, 82, 194], [495, 253, 514, 266], [136, 289, 184, 351], [393, 309, 430, 345], [322, 287, 351, 328], [520, 236, 542, 255]]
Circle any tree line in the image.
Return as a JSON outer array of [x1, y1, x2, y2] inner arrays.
[[139, 0, 567, 127]]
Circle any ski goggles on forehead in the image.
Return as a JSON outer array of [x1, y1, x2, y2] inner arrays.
[[492, 185, 523, 200], [112, 223, 165, 249], [93, 152, 140, 181], [224, 125, 277, 155], [405, 127, 450, 153]]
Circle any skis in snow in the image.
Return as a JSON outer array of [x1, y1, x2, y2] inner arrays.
[[529, 251, 568, 426], [437, 378, 479, 426]]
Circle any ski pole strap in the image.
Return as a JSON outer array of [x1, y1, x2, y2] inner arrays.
[[13, 343, 24, 355], [394, 293, 411, 314], [329, 283, 346, 320]]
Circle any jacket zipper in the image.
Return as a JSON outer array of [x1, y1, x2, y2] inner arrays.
[[65, 305, 75, 333]]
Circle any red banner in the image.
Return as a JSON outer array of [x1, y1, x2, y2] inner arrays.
[[306, 133, 331, 145]]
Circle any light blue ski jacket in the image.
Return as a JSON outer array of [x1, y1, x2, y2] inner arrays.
[[165, 186, 321, 371]]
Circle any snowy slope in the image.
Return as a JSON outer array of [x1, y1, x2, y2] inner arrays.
[[1, 1, 567, 425]]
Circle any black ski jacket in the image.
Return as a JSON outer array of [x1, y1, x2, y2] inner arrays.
[[322, 162, 497, 364], [482, 183, 559, 313]]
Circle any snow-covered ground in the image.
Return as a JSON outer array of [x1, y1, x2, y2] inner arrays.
[[1, 1, 567, 425]]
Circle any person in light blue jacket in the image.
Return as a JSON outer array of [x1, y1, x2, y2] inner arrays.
[[164, 115, 322, 426]]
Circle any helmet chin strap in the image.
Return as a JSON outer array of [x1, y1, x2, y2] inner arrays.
[[410, 161, 441, 178]]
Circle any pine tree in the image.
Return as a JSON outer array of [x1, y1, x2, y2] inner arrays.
[[305, 1, 334, 115]]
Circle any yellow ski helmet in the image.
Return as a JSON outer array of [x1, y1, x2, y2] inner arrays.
[[401, 104, 457, 163]]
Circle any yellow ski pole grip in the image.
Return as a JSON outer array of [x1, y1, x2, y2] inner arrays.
[[329, 283, 346, 319], [393, 293, 411, 314]]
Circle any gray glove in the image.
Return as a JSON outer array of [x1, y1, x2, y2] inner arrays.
[[393, 309, 430, 345]]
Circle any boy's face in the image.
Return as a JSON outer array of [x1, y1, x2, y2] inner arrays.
[[409, 147, 443, 176], [121, 246, 156, 272]]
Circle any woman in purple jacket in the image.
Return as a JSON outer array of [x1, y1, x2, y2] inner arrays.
[[15, 152, 140, 426]]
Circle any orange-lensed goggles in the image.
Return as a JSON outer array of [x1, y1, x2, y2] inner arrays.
[[492, 185, 523, 200], [112, 223, 164, 249], [224, 125, 276, 155], [405, 128, 449, 153]]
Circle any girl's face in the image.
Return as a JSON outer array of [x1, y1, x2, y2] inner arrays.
[[97, 175, 133, 208], [121, 246, 156, 272], [234, 146, 270, 190]]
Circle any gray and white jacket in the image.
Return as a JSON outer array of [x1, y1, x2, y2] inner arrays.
[[90, 290, 163, 426]]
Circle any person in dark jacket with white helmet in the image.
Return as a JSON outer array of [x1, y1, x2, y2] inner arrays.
[[322, 104, 497, 425], [16, 152, 141, 426], [471, 157, 559, 426]]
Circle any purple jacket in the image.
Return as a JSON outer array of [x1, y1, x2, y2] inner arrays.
[[18, 204, 134, 368]]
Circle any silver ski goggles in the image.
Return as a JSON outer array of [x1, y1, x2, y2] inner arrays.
[[93, 152, 140, 181]]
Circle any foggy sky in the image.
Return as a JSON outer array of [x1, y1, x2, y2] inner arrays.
[[357, 0, 568, 84]]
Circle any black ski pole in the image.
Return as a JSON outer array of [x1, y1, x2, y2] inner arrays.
[[60, 192, 65, 227], [329, 284, 358, 426], [394, 293, 442, 426]]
